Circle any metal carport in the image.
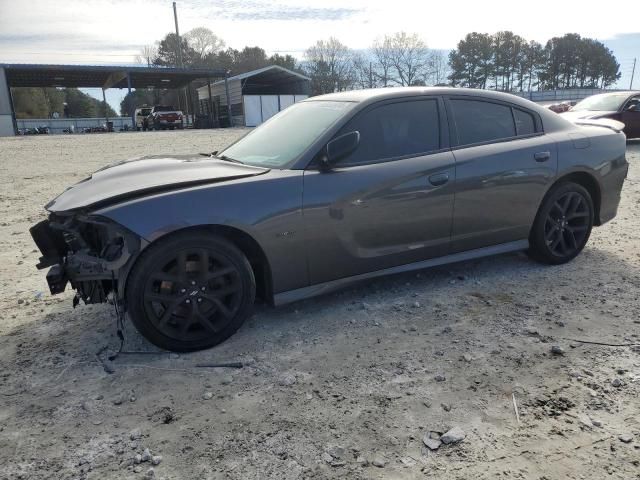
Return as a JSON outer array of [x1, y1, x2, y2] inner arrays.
[[0, 64, 228, 136]]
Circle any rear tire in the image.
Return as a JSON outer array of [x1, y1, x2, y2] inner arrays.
[[126, 232, 256, 351], [528, 182, 594, 264]]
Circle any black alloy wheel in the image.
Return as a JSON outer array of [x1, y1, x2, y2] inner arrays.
[[529, 182, 594, 264], [127, 233, 255, 351], [543, 191, 590, 257]]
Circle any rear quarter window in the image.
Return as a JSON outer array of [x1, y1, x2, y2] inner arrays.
[[513, 108, 536, 136], [450, 99, 516, 146]]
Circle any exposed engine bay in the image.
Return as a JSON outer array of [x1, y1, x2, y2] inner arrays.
[[30, 214, 142, 305]]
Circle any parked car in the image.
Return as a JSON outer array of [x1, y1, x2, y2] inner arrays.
[[135, 106, 152, 131], [30, 87, 628, 351], [561, 91, 640, 138], [147, 105, 184, 130]]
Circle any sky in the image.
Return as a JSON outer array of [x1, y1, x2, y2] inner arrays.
[[1, 0, 638, 112]]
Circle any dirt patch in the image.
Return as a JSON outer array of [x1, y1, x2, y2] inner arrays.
[[0, 132, 639, 479]]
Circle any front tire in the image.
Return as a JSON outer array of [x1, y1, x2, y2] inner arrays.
[[126, 232, 256, 351], [528, 182, 594, 264]]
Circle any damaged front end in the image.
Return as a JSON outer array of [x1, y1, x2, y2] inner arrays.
[[30, 214, 142, 305]]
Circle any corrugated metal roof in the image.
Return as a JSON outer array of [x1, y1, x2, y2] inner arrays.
[[1, 64, 227, 89], [210, 65, 310, 87]]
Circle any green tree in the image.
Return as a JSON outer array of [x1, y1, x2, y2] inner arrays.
[[154, 33, 199, 67], [448, 32, 493, 88]]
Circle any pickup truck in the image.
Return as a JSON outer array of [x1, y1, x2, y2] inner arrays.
[[147, 105, 184, 130]]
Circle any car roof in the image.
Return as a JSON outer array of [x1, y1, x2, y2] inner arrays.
[[306, 86, 530, 105], [304, 86, 573, 131]]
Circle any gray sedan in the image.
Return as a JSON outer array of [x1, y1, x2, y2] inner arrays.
[[30, 87, 628, 351]]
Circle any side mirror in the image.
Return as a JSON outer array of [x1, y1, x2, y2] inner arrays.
[[320, 131, 360, 170]]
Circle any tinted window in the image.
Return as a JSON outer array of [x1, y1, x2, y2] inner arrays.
[[513, 108, 536, 135], [340, 100, 439, 165], [451, 99, 515, 146], [221, 101, 354, 168]]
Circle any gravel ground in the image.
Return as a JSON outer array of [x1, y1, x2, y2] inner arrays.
[[0, 130, 639, 480]]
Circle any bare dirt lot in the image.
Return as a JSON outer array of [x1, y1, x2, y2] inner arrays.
[[1, 130, 639, 480]]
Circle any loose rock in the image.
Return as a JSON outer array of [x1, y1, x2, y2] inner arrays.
[[278, 373, 296, 386], [434, 374, 446, 382], [202, 391, 213, 400], [372, 455, 386, 468], [441, 426, 466, 444], [151, 455, 162, 466], [618, 433, 633, 443], [141, 448, 152, 462], [611, 378, 622, 388], [422, 435, 441, 451], [551, 345, 565, 356]]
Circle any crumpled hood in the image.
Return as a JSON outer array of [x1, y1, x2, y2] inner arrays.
[[560, 110, 617, 121], [46, 154, 269, 212]]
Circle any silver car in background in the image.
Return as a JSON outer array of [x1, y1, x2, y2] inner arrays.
[[30, 87, 628, 351]]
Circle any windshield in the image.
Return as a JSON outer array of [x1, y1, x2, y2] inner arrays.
[[139, 108, 152, 115], [155, 106, 175, 112], [220, 100, 354, 168], [572, 94, 628, 112]]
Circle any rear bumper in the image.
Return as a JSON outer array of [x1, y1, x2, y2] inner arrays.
[[598, 153, 629, 225]]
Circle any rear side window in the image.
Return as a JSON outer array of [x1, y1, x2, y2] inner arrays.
[[339, 99, 440, 165], [450, 99, 516, 146], [513, 108, 535, 135]]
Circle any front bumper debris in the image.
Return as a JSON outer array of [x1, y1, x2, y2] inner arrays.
[[30, 214, 140, 302]]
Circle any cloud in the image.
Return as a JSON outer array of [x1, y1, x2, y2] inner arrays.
[[221, 7, 358, 21]]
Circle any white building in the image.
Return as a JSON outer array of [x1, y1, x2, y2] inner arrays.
[[197, 65, 311, 127]]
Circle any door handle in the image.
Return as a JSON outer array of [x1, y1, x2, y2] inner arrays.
[[534, 151, 551, 162], [428, 172, 449, 186]]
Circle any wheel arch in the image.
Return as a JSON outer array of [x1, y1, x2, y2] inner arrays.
[[542, 171, 602, 225], [123, 224, 274, 305]]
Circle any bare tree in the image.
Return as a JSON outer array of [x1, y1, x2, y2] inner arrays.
[[185, 27, 225, 59], [386, 32, 431, 86], [372, 36, 394, 87], [351, 53, 375, 89], [427, 50, 450, 85], [135, 44, 159, 67], [303, 37, 354, 94]]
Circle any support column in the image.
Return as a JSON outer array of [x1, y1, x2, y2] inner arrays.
[[224, 73, 233, 127], [127, 72, 135, 131], [0, 67, 16, 136], [207, 77, 214, 128], [102, 88, 110, 132]]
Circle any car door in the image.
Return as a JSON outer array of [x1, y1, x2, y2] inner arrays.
[[302, 97, 457, 285], [445, 96, 558, 253], [621, 96, 640, 138]]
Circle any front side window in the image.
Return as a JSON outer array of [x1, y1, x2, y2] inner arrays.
[[450, 99, 516, 146], [338, 99, 440, 165], [624, 96, 640, 111], [221, 100, 355, 168]]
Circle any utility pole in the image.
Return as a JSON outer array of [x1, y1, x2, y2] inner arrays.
[[172, 2, 188, 121], [173, 2, 183, 67], [631, 58, 636, 90]]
